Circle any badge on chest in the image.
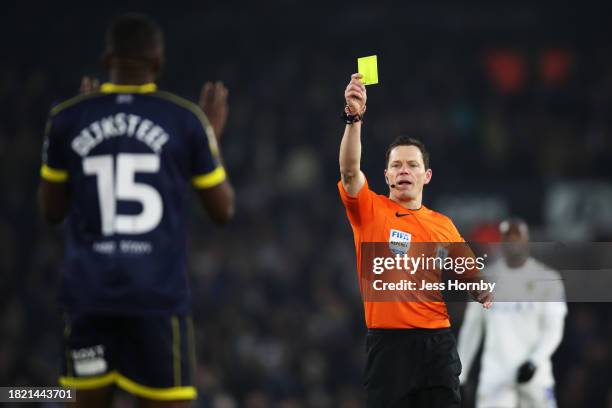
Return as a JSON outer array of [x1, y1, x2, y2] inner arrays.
[[389, 229, 412, 255]]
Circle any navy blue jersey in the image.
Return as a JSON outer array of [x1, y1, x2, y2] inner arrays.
[[41, 83, 226, 315]]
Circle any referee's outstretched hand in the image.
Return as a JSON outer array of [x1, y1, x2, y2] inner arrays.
[[345, 73, 367, 115], [200, 81, 229, 141]]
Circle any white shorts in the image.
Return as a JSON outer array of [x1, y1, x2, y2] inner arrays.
[[477, 383, 556, 408]]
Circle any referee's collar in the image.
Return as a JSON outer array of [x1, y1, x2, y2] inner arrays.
[[100, 82, 157, 94]]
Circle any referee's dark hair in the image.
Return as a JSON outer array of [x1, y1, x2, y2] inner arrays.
[[105, 13, 164, 61], [385, 136, 430, 169]]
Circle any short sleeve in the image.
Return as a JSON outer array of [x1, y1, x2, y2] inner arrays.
[[40, 113, 69, 182], [541, 271, 568, 305], [447, 219, 466, 243], [451, 242, 481, 279], [190, 111, 226, 189], [444, 219, 481, 279], [337, 177, 376, 228]]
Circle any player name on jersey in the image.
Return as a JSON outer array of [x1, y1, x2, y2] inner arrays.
[[71, 113, 169, 157]]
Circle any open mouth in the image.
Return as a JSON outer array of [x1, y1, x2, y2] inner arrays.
[[396, 180, 413, 186]]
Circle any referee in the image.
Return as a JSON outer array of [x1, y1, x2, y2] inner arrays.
[[338, 73, 492, 408]]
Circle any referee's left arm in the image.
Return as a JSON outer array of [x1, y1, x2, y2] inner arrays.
[[339, 73, 367, 197]]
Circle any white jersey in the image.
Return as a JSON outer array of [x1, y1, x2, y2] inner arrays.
[[458, 257, 567, 401]]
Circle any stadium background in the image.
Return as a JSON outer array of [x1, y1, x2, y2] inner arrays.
[[2, 1, 611, 407]]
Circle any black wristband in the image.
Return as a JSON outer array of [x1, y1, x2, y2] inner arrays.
[[342, 105, 364, 124]]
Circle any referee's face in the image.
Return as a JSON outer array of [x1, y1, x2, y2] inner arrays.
[[385, 145, 432, 202]]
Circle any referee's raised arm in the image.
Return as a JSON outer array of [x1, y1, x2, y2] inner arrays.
[[339, 73, 367, 197]]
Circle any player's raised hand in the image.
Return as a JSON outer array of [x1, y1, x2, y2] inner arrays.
[[344, 73, 367, 115], [200, 81, 228, 141], [79, 76, 100, 94]]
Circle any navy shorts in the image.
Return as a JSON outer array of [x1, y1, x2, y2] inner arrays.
[[59, 313, 197, 401]]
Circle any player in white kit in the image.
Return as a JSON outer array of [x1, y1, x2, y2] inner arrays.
[[457, 218, 567, 408]]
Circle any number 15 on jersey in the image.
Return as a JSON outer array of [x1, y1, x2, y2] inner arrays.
[[83, 153, 163, 236]]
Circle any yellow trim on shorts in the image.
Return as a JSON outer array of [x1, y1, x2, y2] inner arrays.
[[100, 82, 157, 94], [41, 164, 69, 182], [116, 372, 197, 400], [59, 371, 197, 400], [192, 166, 226, 189], [59, 371, 116, 389]]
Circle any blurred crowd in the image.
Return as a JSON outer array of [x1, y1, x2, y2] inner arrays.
[[1, 2, 612, 407]]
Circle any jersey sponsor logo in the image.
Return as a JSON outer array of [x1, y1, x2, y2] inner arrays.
[[527, 280, 536, 292], [389, 229, 411, 255], [72, 345, 108, 376]]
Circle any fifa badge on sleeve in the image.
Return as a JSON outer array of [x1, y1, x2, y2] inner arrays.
[[389, 229, 411, 255]]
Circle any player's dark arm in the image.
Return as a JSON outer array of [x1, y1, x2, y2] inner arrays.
[[39, 180, 69, 224], [197, 81, 234, 224], [200, 81, 228, 140], [196, 181, 234, 224]]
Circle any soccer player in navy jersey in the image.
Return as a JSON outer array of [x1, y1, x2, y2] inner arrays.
[[38, 14, 234, 408]]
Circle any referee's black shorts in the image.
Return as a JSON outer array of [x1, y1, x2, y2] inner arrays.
[[364, 327, 461, 408]]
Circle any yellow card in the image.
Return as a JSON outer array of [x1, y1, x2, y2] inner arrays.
[[358, 55, 379, 85]]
